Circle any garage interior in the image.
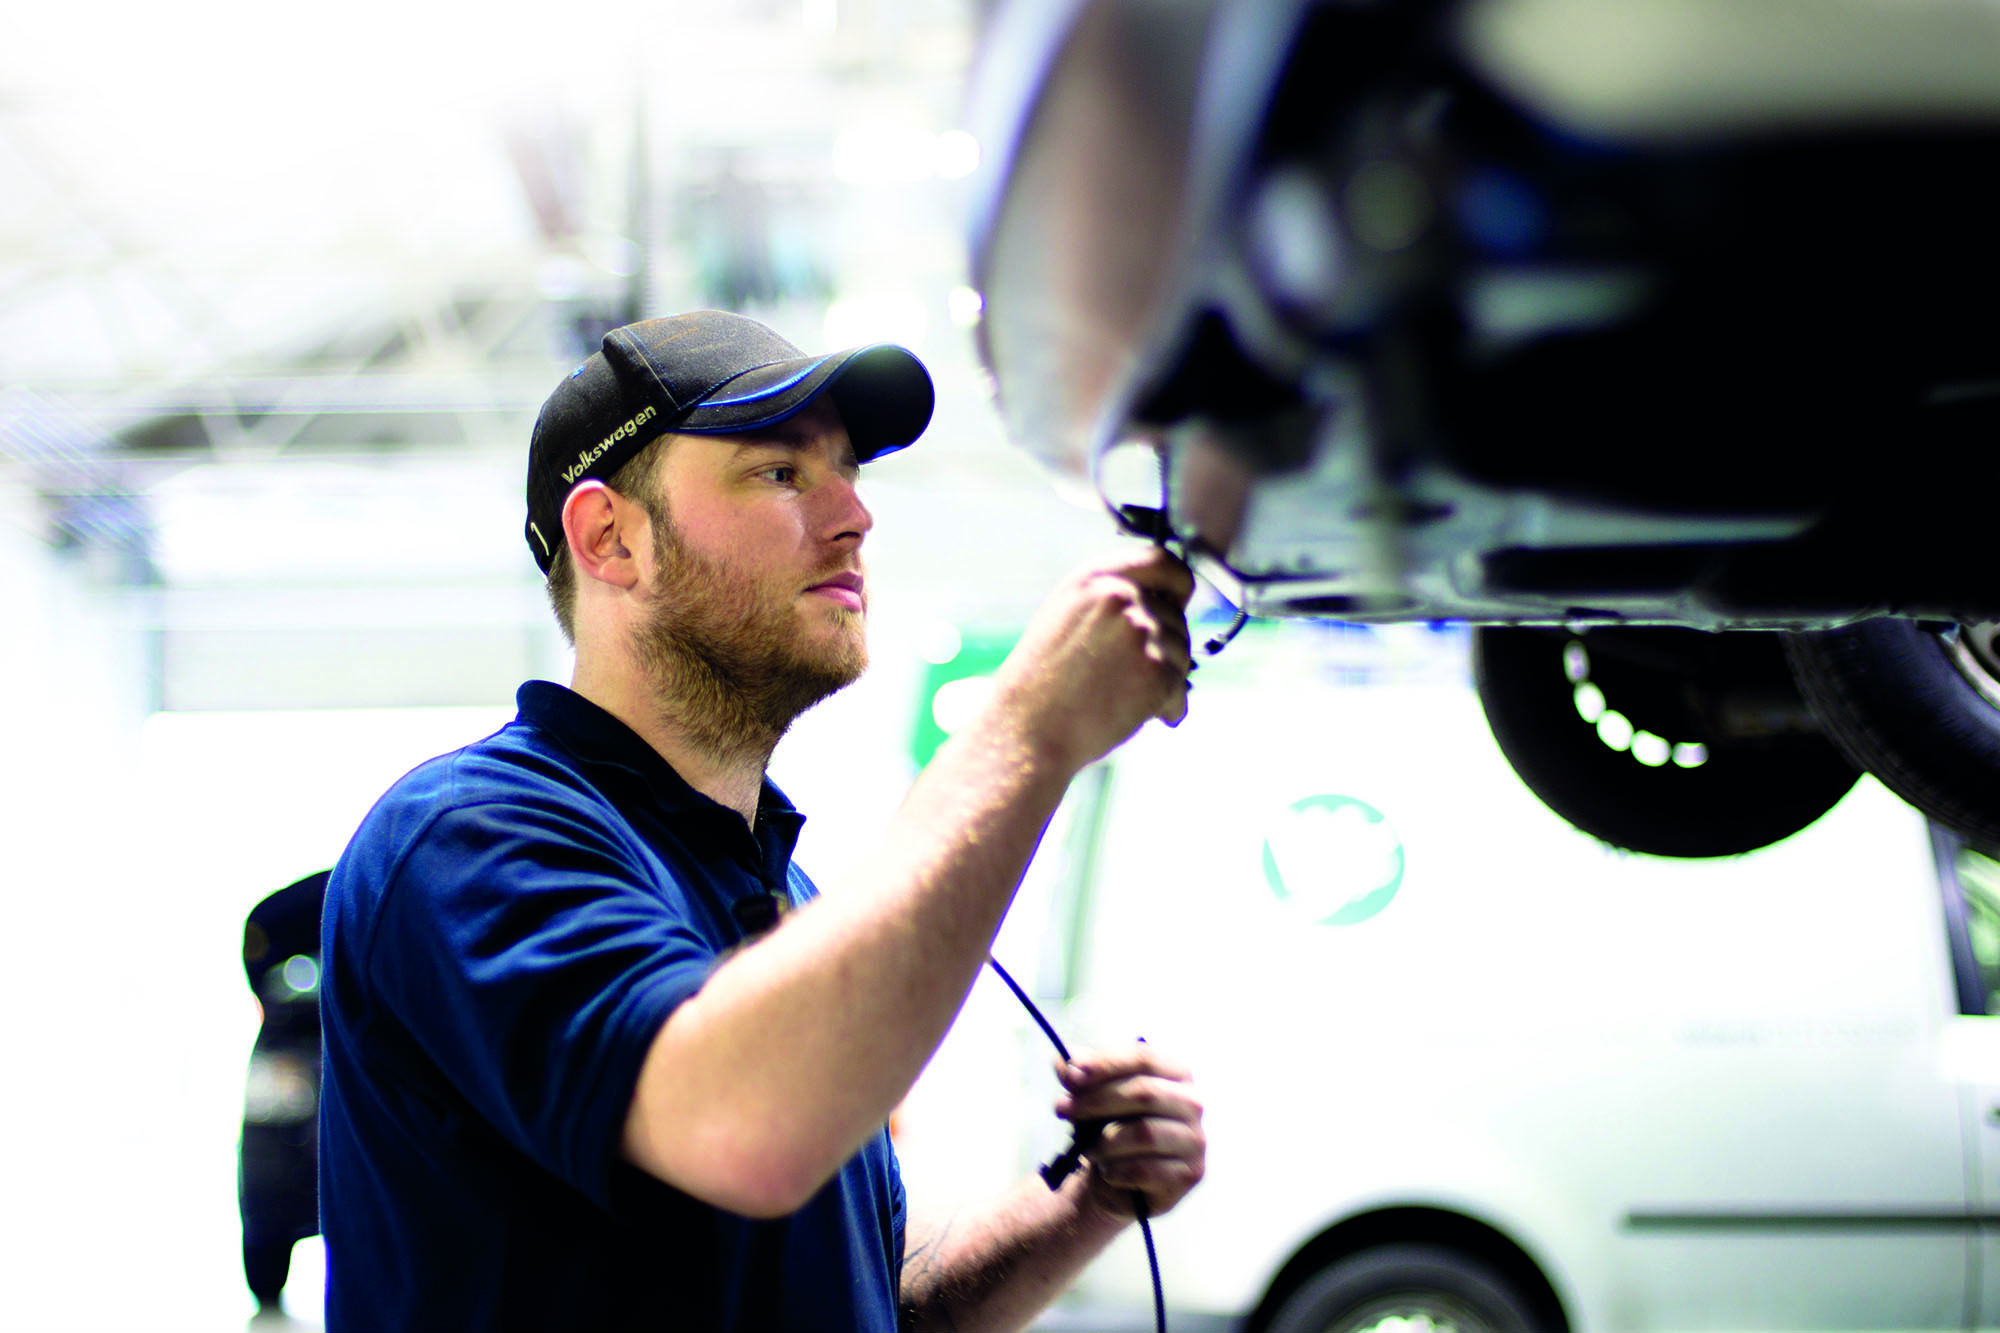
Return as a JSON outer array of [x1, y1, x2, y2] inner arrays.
[[8, 4, 2000, 1332]]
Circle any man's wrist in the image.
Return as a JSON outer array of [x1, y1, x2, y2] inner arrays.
[[1063, 1165, 1136, 1236], [961, 685, 1086, 787]]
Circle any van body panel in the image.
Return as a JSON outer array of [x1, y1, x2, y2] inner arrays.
[[1044, 640, 1978, 1329]]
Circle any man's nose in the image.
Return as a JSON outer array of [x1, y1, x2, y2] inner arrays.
[[819, 472, 873, 544]]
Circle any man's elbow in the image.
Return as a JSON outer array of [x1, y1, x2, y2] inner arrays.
[[622, 1115, 831, 1219], [697, 1145, 830, 1219]]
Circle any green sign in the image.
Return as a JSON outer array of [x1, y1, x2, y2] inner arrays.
[[1261, 794, 1405, 926], [909, 626, 1020, 770]]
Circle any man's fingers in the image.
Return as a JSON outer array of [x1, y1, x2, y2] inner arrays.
[[999, 544, 1199, 772], [1054, 1040, 1209, 1218], [1123, 592, 1190, 653], [1109, 544, 1197, 606], [1139, 587, 1194, 653], [1096, 1144, 1200, 1184], [1090, 1116, 1205, 1161], [1056, 1086, 1178, 1123], [1057, 1045, 1195, 1089], [1120, 588, 1193, 731], [1075, 1098, 1208, 1215], [1057, 1078, 1203, 1130]]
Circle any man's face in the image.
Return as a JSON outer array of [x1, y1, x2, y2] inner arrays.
[[631, 396, 873, 732]]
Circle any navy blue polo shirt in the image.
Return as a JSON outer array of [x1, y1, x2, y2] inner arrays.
[[319, 681, 905, 1332]]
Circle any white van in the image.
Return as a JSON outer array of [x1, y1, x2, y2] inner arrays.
[[901, 623, 2000, 1333]]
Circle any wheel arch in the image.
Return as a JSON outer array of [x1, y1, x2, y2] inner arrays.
[[1243, 1204, 1572, 1333]]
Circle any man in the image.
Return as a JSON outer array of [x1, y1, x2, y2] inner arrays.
[[319, 310, 1206, 1331]]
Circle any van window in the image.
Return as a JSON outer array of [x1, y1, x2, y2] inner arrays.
[[1957, 846, 2000, 1015]]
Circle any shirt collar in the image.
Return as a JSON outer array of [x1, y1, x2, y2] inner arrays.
[[514, 680, 806, 882]]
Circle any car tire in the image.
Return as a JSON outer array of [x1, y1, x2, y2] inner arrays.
[[1265, 1243, 1540, 1333], [1785, 620, 2000, 855], [1473, 626, 1862, 857]]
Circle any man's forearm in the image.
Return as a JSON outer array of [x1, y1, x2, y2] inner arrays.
[[901, 1172, 1129, 1333], [623, 708, 1079, 1215]]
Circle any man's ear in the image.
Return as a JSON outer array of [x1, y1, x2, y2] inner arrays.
[[561, 481, 643, 590]]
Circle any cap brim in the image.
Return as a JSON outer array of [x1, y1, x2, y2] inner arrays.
[[678, 344, 934, 460]]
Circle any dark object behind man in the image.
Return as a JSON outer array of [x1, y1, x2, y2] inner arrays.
[[239, 869, 329, 1312]]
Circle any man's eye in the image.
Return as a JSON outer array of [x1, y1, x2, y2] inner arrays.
[[761, 466, 797, 485]]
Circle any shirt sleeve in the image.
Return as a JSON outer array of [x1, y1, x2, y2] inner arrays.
[[889, 1137, 907, 1271], [363, 787, 714, 1209]]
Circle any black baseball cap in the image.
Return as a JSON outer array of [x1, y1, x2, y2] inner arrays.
[[524, 310, 935, 573]]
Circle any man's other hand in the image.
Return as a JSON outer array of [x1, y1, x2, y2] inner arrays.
[[1055, 1042, 1207, 1221]]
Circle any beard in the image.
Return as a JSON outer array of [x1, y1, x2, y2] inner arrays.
[[630, 508, 868, 769]]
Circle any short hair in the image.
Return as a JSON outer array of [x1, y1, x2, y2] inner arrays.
[[544, 435, 668, 645]]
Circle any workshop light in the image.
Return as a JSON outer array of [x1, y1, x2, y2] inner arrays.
[[1596, 709, 1635, 751], [918, 621, 963, 667], [1631, 731, 1672, 767], [824, 292, 929, 352], [833, 124, 983, 184], [946, 286, 985, 329], [934, 129, 982, 180], [931, 676, 996, 736], [832, 121, 939, 184]]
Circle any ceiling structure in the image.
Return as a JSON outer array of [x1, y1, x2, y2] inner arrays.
[[1, 0, 1104, 711]]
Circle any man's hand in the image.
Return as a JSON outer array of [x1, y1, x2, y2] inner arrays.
[[1056, 1043, 1207, 1220], [989, 545, 1196, 774], [899, 1042, 1207, 1332]]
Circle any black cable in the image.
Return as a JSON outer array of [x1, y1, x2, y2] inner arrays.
[[985, 955, 1168, 1333], [1133, 1190, 1163, 1333], [985, 951, 1072, 1063]]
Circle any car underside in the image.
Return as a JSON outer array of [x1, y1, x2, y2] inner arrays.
[[968, 0, 2000, 857]]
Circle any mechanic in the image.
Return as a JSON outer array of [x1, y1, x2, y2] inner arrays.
[[318, 310, 1207, 1331]]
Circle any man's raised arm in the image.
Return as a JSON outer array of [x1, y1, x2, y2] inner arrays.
[[620, 546, 1196, 1216]]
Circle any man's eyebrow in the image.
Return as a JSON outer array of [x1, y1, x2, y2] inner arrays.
[[729, 427, 859, 462], [730, 426, 817, 451]]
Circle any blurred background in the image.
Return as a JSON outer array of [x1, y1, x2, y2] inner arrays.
[[11, 5, 2000, 1332], [0, 1, 1122, 1326]]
